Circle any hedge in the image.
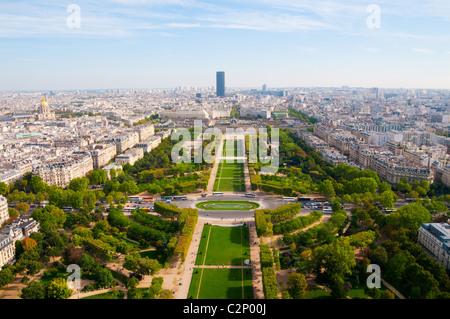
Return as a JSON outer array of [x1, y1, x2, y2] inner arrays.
[[154, 201, 182, 219], [255, 210, 268, 237], [272, 210, 322, 234], [257, 183, 293, 196], [132, 210, 178, 233], [260, 244, 274, 268], [174, 209, 198, 261], [268, 203, 302, 223], [260, 244, 278, 299], [255, 203, 303, 236]]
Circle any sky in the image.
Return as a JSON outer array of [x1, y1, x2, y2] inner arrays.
[[0, 0, 449, 91]]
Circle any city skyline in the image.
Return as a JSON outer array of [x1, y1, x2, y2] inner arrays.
[[0, 0, 450, 91]]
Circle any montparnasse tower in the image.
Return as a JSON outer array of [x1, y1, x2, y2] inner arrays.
[[36, 95, 55, 120]]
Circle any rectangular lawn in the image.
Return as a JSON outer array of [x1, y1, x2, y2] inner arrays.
[[195, 225, 250, 266], [188, 268, 253, 299]]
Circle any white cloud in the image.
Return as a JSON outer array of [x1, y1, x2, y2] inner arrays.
[[360, 47, 379, 53], [412, 48, 434, 54]]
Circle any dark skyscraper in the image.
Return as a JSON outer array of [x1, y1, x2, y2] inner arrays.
[[216, 71, 225, 97]]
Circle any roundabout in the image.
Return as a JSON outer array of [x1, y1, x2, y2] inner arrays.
[[195, 200, 260, 211]]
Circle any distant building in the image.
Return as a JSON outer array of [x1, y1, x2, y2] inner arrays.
[[0, 235, 14, 268], [115, 148, 144, 166], [0, 217, 40, 242], [418, 223, 450, 270], [135, 124, 155, 142], [89, 143, 116, 169], [36, 96, 55, 120], [443, 168, 450, 188], [159, 110, 209, 120], [102, 163, 122, 180], [0, 196, 8, 226], [32, 154, 94, 188], [216, 71, 225, 97]]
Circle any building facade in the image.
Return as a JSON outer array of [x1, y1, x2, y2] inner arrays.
[[216, 71, 225, 97], [0, 195, 8, 226], [418, 223, 450, 270], [0, 235, 14, 268]]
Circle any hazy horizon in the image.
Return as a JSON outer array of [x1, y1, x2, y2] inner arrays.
[[1, 0, 449, 91]]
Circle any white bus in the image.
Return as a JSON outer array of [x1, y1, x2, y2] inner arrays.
[[245, 193, 257, 198], [213, 192, 224, 196], [129, 196, 140, 202], [282, 197, 295, 201], [322, 207, 333, 214], [173, 196, 188, 200]]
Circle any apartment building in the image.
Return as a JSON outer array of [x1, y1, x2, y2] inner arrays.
[[32, 154, 94, 188], [115, 148, 144, 166], [319, 147, 348, 166], [135, 124, 155, 142], [418, 223, 450, 270], [90, 143, 116, 169], [443, 168, 450, 188], [159, 110, 209, 120], [114, 132, 139, 154], [0, 217, 40, 242], [370, 155, 433, 185], [0, 235, 14, 268], [0, 195, 8, 226], [0, 169, 22, 185]]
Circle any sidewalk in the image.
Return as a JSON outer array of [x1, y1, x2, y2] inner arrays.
[[206, 135, 224, 194], [172, 219, 206, 299], [381, 279, 406, 299], [248, 221, 264, 299]]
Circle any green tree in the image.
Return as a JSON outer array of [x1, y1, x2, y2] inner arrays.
[[386, 203, 431, 232], [378, 182, 391, 193], [312, 239, 356, 283], [93, 267, 114, 287], [287, 272, 307, 299], [381, 290, 395, 299], [126, 276, 140, 290], [30, 175, 47, 194], [68, 177, 90, 192], [20, 281, 46, 299], [46, 277, 73, 299], [15, 202, 30, 213], [319, 180, 335, 200], [0, 182, 9, 195], [0, 268, 14, 288], [396, 178, 412, 193], [80, 253, 96, 272], [379, 190, 397, 209]]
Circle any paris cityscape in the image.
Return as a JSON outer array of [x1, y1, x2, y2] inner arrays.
[[0, 0, 449, 314]]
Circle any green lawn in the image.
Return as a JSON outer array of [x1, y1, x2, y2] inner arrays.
[[139, 249, 167, 263], [188, 268, 253, 299], [219, 168, 244, 178], [196, 201, 259, 211], [214, 140, 246, 192], [195, 224, 250, 266], [214, 178, 245, 192], [39, 268, 68, 286], [303, 287, 331, 299], [81, 291, 124, 299]]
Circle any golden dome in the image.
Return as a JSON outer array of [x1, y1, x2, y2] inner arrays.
[[40, 96, 48, 107]]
